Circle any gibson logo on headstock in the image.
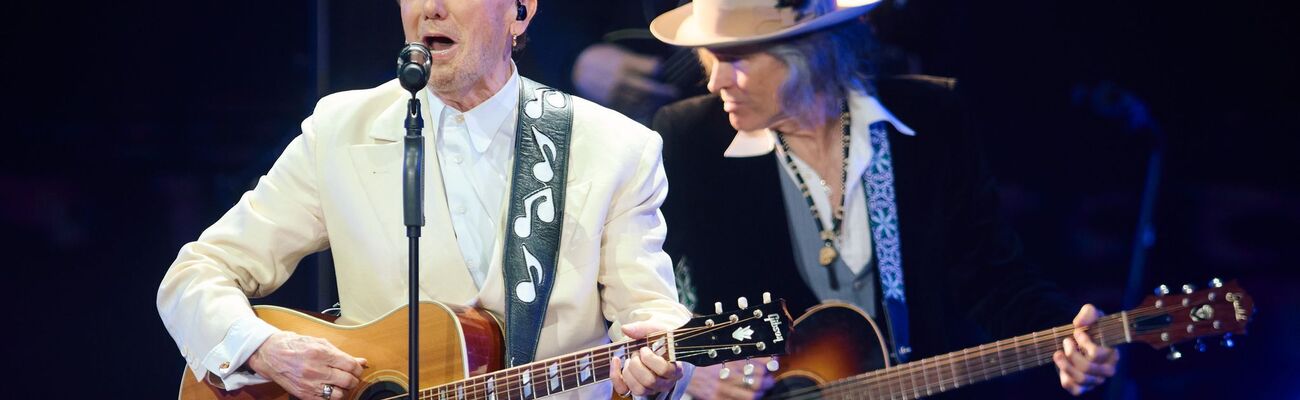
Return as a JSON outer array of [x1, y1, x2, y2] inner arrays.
[[1226, 292, 1249, 322], [765, 314, 785, 343]]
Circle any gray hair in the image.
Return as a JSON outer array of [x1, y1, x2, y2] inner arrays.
[[767, 4, 879, 128]]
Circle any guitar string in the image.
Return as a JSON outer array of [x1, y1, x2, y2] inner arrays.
[[812, 303, 1216, 400], [393, 338, 646, 400], [375, 299, 1208, 400], [816, 324, 1123, 400], [406, 340, 753, 400], [395, 314, 776, 400], [829, 302, 1211, 399], [775, 302, 1213, 400], [796, 304, 1180, 400], [372, 299, 1213, 400]]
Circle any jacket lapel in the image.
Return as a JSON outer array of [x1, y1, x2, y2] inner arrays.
[[349, 95, 479, 303]]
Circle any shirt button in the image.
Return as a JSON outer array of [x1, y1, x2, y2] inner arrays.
[[454, 114, 465, 124], [452, 155, 464, 164], [854, 280, 864, 290], [219, 361, 231, 371]]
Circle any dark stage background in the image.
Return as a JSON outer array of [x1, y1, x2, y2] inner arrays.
[[3, 0, 1294, 398]]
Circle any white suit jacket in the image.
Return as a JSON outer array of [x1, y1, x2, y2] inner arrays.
[[157, 77, 690, 397]]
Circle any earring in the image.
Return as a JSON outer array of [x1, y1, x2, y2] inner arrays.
[[512, 34, 518, 48]]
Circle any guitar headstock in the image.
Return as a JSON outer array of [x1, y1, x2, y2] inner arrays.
[[1128, 279, 1254, 356], [671, 293, 793, 367]]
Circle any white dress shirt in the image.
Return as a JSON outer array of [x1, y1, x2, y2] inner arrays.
[[723, 91, 916, 275], [429, 69, 520, 288]]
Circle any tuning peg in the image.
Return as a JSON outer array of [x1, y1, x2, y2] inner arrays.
[[1221, 333, 1235, 348], [719, 367, 730, 380], [1195, 339, 1207, 352], [1167, 346, 1183, 361], [738, 296, 749, 309], [742, 363, 755, 376], [715, 302, 724, 314], [1155, 285, 1171, 296], [765, 358, 780, 372], [1182, 284, 1196, 294], [763, 292, 772, 304], [1208, 278, 1224, 288]]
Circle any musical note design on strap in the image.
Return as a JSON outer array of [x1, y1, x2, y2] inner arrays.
[[512, 187, 555, 238], [523, 88, 567, 120], [514, 244, 546, 303], [531, 127, 557, 182]]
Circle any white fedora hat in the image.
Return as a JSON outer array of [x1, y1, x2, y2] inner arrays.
[[650, 0, 882, 48]]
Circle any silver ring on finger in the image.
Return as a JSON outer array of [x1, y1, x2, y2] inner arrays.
[[320, 383, 334, 399]]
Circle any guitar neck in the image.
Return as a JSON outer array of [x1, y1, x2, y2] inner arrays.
[[411, 298, 793, 400], [415, 334, 667, 400], [818, 313, 1132, 399]]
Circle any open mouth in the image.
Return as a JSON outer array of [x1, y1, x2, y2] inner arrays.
[[423, 34, 457, 53]]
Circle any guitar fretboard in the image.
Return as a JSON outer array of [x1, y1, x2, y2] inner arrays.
[[416, 335, 662, 400], [810, 313, 1131, 400]]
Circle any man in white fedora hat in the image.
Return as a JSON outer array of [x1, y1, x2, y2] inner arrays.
[[649, 0, 1119, 398]]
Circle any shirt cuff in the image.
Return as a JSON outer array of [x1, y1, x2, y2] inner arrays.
[[198, 315, 279, 390]]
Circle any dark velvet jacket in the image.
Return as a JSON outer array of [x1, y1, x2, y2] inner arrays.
[[654, 76, 1079, 398]]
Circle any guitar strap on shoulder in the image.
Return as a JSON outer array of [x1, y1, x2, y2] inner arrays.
[[501, 77, 574, 367], [863, 121, 912, 363]]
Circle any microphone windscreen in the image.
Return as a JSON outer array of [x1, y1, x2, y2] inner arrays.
[[397, 43, 431, 93]]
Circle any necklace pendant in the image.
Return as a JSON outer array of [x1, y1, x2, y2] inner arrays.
[[819, 246, 838, 266]]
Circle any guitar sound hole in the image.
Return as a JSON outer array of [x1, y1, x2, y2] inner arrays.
[[357, 381, 407, 400], [764, 376, 821, 400]]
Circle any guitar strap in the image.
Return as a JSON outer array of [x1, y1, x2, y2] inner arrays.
[[862, 121, 912, 363], [501, 78, 574, 367]]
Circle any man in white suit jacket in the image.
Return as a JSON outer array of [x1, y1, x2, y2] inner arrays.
[[157, 1, 691, 399]]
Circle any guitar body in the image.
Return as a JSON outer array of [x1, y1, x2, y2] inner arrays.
[[767, 303, 889, 398], [178, 302, 504, 400]]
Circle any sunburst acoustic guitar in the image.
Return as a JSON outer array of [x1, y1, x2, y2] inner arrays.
[[767, 279, 1255, 399], [179, 295, 792, 400]]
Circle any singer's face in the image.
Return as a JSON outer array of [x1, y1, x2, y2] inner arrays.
[[400, 0, 517, 95]]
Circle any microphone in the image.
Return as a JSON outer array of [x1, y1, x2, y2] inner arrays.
[[397, 42, 432, 94]]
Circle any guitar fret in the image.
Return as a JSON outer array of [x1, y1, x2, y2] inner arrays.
[[925, 356, 936, 394], [546, 361, 561, 394], [578, 352, 594, 385], [1034, 328, 1045, 368], [998, 341, 1009, 377], [520, 368, 533, 400], [936, 356, 947, 394], [1012, 334, 1026, 373], [562, 355, 580, 391], [919, 358, 929, 396], [947, 352, 960, 390]]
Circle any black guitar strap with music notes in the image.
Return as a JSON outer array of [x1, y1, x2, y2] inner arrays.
[[501, 78, 574, 367]]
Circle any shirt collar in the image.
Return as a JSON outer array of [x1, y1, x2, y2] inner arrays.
[[422, 63, 521, 154], [722, 90, 916, 158]]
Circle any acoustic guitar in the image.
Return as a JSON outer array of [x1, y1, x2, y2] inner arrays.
[[767, 279, 1254, 399], [179, 295, 792, 400]]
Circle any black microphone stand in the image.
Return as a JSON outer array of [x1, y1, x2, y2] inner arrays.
[[398, 42, 430, 400], [403, 94, 424, 399]]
